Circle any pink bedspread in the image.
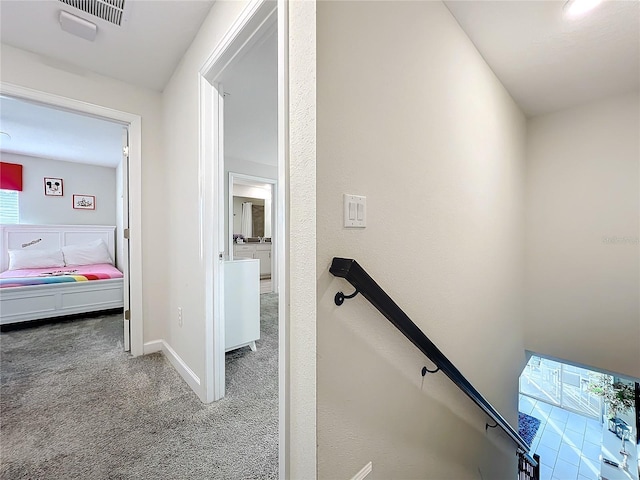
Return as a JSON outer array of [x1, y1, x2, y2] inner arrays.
[[0, 264, 123, 288]]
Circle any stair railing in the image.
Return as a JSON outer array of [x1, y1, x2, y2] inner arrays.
[[330, 257, 538, 473]]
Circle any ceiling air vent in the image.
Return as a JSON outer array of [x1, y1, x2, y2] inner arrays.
[[58, 0, 127, 27]]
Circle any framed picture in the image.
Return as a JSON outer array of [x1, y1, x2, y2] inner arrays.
[[44, 178, 63, 196], [73, 194, 95, 210]]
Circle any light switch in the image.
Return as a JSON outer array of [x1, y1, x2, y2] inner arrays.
[[344, 194, 366, 228]]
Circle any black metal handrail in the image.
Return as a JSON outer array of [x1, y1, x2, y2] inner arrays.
[[330, 257, 536, 466]]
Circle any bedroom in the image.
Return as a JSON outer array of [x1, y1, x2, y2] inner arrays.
[[0, 94, 131, 343]]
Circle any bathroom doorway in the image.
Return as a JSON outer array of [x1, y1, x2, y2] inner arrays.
[[229, 172, 277, 294]]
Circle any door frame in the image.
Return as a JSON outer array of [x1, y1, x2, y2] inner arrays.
[[229, 171, 278, 292], [199, 0, 289, 471], [199, 0, 277, 397], [121, 126, 131, 351], [0, 82, 144, 357]]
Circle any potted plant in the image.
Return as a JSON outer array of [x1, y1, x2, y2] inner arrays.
[[588, 374, 635, 439]]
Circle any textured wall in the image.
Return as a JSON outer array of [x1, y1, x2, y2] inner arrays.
[[288, 0, 318, 477], [316, 1, 527, 478], [525, 91, 640, 379]]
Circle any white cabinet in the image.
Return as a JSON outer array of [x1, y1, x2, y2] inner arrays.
[[254, 245, 271, 277], [233, 243, 271, 278], [234, 244, 255, 259], [224, 258, 260, 352]]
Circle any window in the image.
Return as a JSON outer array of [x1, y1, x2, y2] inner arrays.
[[519, 355, 603, 419], [0, 189, 19, 224]]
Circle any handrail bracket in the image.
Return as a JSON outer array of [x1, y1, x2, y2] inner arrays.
[[328, 257, 534, 462], [334, 289, 359, 306]]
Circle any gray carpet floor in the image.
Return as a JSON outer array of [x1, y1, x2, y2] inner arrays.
[[0, 293, 278, 479]]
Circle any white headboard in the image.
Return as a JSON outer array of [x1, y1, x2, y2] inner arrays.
[[0, 224, 116, 272]]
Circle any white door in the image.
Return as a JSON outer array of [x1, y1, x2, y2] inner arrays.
[[213, 84, 226, 399], [121, 127, 131, 352]]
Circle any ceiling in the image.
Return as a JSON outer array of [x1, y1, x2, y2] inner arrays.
[[0, 0, 215, 92], [0, 0, 636, 167], [0, 96, 123, 167], [0, 6, 277, 170], [444, 0, 640, 116]]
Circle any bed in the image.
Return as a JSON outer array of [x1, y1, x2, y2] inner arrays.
[[0, 225, 124, 326]]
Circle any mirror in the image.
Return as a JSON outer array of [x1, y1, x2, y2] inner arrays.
[[228, 173, 275, 253], [233, 196, 267, 238]]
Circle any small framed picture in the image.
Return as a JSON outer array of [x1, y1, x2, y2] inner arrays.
[[44, 178, 63, 196], [73, 194, 95, 210]]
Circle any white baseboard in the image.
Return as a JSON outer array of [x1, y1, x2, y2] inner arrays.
[[160, 340, 201, 393], [143, 340, 163, 354], [142, 339, 202, 400], [350, 462, 372, 480]]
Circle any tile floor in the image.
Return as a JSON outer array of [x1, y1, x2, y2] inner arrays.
[[519, 394, 603, 480]]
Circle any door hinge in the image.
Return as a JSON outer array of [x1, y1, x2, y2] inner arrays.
[[123, 145, 129, 157], [124, 309, 130, 320], [124, 228, 130, 239]]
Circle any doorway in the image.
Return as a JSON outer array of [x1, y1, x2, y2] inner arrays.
[[0, 83, 144, 355], [198, 0, 292, 475], [229, 172, 277, 294], [199, 0, 278, 402]]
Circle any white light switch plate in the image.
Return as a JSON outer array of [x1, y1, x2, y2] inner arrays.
[[344, 194, 366, 228]]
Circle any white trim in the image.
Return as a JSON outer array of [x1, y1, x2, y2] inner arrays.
[[199, 0, 277, 82], [350, 462, 373, 480], [199, 74, 223, 403], [277, 2, 289, 478], [143, 340, 201, 394], [143, 340, 163, 354], [0, 82, 144, 357], [161, 340, 201, 392], [213, 85, 226, 399]]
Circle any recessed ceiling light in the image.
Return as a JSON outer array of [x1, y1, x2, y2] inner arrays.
[[564, 0, 603, 17]]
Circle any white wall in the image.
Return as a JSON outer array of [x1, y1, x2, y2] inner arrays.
[[525, 91, 640, 379], [0, 43, 167, 343], [227, 157, 277, 179], [161, 0, 250, 396], [316, 2, 527, 478], [233, 183, 272, 199], [3, 152, 117, 226]]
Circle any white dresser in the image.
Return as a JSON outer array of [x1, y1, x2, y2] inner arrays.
[[223, 258, 260, 352], [233, 242, 272, 278]]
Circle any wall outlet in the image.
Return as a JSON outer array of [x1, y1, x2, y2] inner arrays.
[[178, 307, 183, 327]]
